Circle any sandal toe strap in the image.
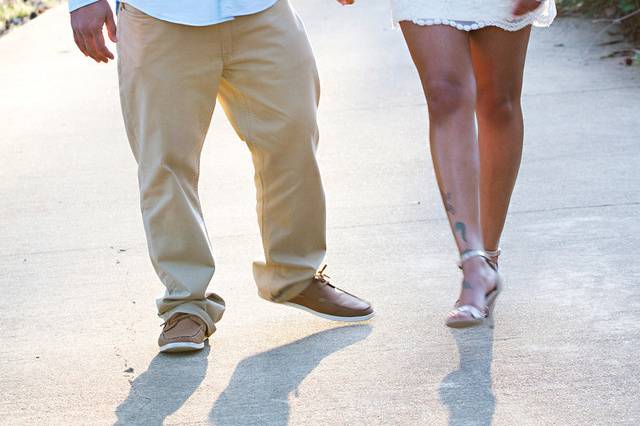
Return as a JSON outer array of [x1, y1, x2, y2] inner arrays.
[[450, 304, 487, 319]]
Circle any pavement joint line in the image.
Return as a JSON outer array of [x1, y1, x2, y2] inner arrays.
[[508, 200, 640, 215], [523, 85, 640, 97], [321, 85, 640, 114], [3, 200, 636, 260], [327, 200, 640, 231]]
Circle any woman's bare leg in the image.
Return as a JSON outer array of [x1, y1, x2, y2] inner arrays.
[[469, 26, 532, 261], [400, 23, 497, 313]]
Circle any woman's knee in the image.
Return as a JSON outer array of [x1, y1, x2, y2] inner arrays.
[[477, 88, 522, 124], [424, 79, 476, 120]]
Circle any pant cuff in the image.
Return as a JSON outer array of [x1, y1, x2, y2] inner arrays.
[[257, 275, 315, 303], [158, 293, 225, 337]]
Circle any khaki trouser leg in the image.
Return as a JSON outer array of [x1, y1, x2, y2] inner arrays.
[[117, 4, 226, 336], [218, 0, 326, 302]]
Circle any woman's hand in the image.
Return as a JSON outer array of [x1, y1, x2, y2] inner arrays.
[[336, 0, 355, 4], [512, 0, 542, 17]]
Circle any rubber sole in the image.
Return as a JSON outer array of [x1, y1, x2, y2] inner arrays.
[[283, 302, 375, 322], [159, 341, 205, 353]]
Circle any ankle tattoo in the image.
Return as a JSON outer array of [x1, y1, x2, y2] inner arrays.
[[454, 222, 468, 243]]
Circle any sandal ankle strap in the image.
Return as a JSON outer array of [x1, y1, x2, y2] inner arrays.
[[458, 249, 493, 269], [485, 248, 501, 258]]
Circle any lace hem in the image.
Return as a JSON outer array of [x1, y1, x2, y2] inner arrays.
[[391, 0, 557, 31], [393, 16, 552, 32]]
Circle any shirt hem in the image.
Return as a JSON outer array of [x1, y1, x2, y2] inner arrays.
[[120, 0, 278, 26]]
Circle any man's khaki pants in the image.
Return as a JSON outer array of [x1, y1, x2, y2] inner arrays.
[[117, 0, 326, 336]]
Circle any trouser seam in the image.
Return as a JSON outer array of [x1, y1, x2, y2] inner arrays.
[[227, 85, 276, 297], [232, 85, 271, 265]]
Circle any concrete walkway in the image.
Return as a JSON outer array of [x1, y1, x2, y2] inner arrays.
[[1, 1, 639, 425]]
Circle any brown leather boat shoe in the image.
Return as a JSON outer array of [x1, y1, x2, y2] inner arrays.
[[283, 266, 374, 322], [158, 313, 208, 353]]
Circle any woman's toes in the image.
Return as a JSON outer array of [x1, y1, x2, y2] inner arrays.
[[449, 310, 470, 320]]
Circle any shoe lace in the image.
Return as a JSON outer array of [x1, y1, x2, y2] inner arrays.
[[160, 312, 191, 328], [314, 264, 331, 283], [313, 265, 363, 300]]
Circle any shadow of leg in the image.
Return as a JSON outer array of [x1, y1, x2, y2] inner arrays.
[[438, 327, 496, 426], [210, 325, 372, 426], [114, 344, 210, 425]]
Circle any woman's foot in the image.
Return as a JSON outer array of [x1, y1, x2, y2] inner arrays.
[[446, 251, 502, 328]]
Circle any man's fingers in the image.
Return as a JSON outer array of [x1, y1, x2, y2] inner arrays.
[[94, 30, 114, 60], [73, 30, 89, 57], [82, 34, 102, 62], [82, 32, 107, 62], [105, 7, 117, 43]]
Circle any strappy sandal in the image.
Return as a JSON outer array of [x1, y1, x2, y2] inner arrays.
[[445, 249, 503, 329]]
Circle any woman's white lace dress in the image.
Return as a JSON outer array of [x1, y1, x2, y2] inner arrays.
[[392, 0, 556, 31]]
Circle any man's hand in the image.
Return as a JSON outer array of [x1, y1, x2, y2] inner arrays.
[[512, 0, 542, 17], [70, 0, 117, 63], [336, 0, 355, 4]]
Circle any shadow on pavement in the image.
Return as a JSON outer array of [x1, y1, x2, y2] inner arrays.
[[114, 343, 210, 425], [438, 326, 496, 426], [210, 324, 372, 426]]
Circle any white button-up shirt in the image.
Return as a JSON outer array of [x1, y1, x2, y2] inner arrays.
[[68, 0, 278, 26]]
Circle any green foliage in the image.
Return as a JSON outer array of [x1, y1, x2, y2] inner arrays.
[[0, 1, 34, 21], [557, 0, 640, 16], [0, 0, 58, 30], [619, 0, 638, 14]]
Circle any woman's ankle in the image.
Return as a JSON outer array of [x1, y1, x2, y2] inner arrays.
[[484, 247, 500, 266], [461, 257, 497, 289]]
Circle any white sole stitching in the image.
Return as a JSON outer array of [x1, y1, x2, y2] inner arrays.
[[159, 341, 205, 353]]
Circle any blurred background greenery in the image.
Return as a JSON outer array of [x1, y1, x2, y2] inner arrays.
[[558, 0, 640, 45], [1, 0, 58, 35]]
